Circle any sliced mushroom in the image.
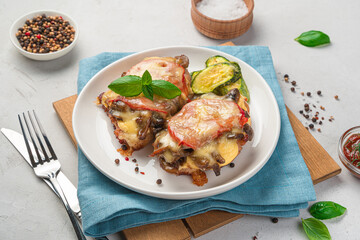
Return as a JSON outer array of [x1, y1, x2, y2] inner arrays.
[[212, 164, 221, 176], [175, 55, 189, 68], [224, 88, 240, 103], [211, 152, 225, 164], [243, 123, 254, 141]]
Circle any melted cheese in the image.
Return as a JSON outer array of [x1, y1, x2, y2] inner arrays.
[[116, 111, 141, 135], [101, 90, 120, 108], [159, 131, 179, 150], [217, 137, 239, 167]]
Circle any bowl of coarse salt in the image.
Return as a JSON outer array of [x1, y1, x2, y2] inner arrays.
[[191, 0, 254, 39]]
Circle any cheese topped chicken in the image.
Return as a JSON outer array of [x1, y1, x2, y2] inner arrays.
[[151, 88, 253, 186], [97, 55, 192, 156]]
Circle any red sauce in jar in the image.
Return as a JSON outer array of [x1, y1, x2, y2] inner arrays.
[[343, 133, 360, 169]]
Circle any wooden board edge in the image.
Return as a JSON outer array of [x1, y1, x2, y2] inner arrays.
[[122, 220, 191, 240]]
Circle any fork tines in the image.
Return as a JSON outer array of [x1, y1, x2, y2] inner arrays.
[[18, 110, 57, 167]]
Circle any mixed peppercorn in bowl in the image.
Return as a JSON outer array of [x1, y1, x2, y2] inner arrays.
[[10, 10, 78, 61]]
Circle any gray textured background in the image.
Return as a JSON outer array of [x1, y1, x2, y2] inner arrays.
[[1, 0, 359, 239]]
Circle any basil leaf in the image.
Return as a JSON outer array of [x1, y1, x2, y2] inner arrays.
[[108, 75, 142, 97], [142, 85, 153, 101], [295, 30, 330, 47], [142, 70, 152, 85], [152, 80, 181, 99], [302, 218, 331, 240], [310, 201, 346, 220]]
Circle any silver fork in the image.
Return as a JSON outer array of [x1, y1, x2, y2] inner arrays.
[[18, 110, 87, 240]]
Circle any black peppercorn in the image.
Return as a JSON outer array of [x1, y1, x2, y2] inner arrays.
[[135, 167, 139, 172], [121, 144, 128, 150], [291, 81, 296, 86], [156, 179, 162, 185], [307, 92, 311, 97], [309, 124, 314, 129], [312, 117, 317, 123], [271, 218, 279, 223], [299, 110, 303, 114], [291, 87, 295, 92], [229, 162, 235, 168]]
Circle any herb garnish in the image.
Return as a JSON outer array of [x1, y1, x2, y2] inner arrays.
[[309, 201, 346, 220], [302, 218, 331, 240], [295, 30, 330, 47], [108, 70, 181, 101]]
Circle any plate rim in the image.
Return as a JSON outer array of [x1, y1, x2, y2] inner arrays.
[[73, 45, 281, 199]]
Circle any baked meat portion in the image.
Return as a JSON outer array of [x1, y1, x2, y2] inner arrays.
[[97, 55, 192, 156], [151, 89, 253, 186]]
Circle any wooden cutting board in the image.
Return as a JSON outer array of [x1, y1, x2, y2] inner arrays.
[[53, 42, 341, 240]]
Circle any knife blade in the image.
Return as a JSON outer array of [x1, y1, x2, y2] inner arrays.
[[1, 128, 81, 218]]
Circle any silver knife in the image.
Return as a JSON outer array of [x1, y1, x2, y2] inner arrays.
[[1, 128, 81, 219], [2, 128, 112, 240]]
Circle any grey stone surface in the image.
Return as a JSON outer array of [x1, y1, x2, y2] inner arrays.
[[1, 0, 359, 239]]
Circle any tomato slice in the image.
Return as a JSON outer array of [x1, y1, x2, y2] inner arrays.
[[114, 96, 168, 114], [168, 99, 244, 149]]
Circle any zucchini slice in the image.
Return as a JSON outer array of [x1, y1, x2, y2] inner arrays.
[[191, 70, 200, 79], [214, 77, 250, 102], [191, 63, 238, 94], [206, 55, 241, 72], [205, 55, 231, 67]]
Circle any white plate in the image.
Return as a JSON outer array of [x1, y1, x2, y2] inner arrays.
[[73, 46, 280, 200]]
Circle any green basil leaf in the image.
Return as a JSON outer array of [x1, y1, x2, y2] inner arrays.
[[295, 30, 330, 47], [142, 70, 152, 85], [302, 218, 331, 240], [310, 201, 346, 220], [108, 75, 142, 97], [151, 80, 181, 99], [142, 85, 153, 101]]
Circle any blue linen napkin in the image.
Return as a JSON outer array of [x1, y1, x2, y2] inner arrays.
[[77, 46, 316, 237]]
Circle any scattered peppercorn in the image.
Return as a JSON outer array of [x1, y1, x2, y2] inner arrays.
[[156, 179, 162, 185], [321, 117, 325, 120], [307, 92, 311, 97], [317, 90, 322, 95], [290, 87, 295, 92], [125, 157, 129, 161], [229, 162, 235, 168], [319, 121, 322, 125], [271, 218, 279, 223], [334, 95, 339, 100], [320, 106, 325, 111], [312, 104, 316, 108], [135, 167, 139, 172], [291, 81, 296, 86], [301, 92, 304, 96], [114, 159, 120, 165], [309, 124, 314, 129], [317, 128, 321, 132], [121, 144, 128, 150], [253, 236, 258, 240], [305, 115, 309, 119], [132, 158, 137, 163], [312, 117, 317, 123], [305, 127, 309, 130], [299, 110, 303, 114], [15, 14, 75, 54], [284, 74, 289, 82]]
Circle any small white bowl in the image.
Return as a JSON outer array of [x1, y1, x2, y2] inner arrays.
[[10, 10, 79, 61]]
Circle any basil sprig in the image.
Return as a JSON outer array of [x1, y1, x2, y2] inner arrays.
[[310, 201, 346, 220], [302, 218, 331, 240], [108, 70, 181, 100], [295, 30, 330, 47]]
